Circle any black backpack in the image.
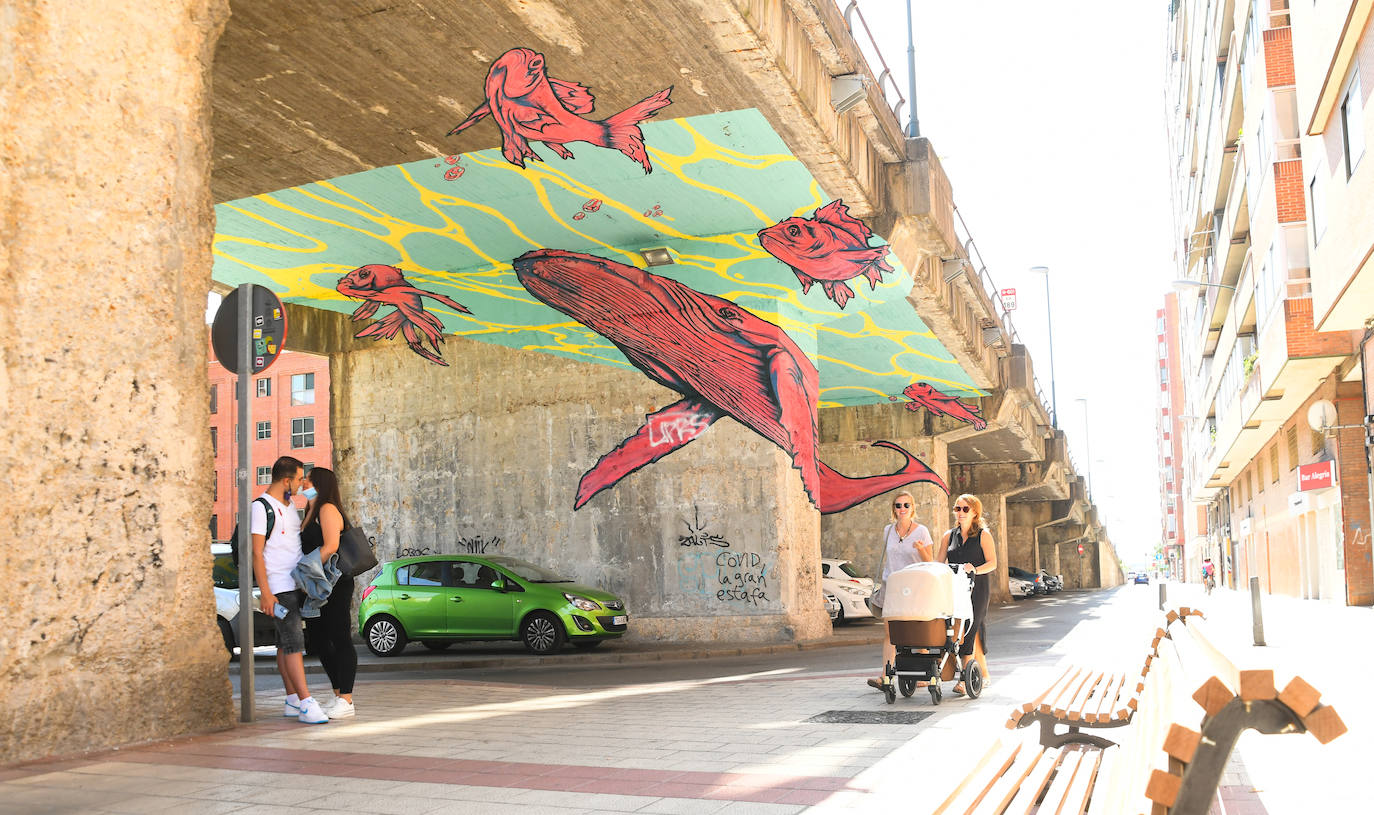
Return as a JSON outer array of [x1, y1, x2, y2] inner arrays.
[[229, 496, 276, 568]]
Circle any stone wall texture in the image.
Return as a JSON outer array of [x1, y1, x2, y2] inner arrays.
[[0, 0, 232, 762], [313, 311, 830, 643]]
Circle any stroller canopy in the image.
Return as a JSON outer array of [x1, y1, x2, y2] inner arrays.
[[882, 562, 973, 621]]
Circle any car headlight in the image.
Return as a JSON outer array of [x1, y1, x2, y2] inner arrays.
[[563, 593, 601, 612], [838, 585, 866, 596]]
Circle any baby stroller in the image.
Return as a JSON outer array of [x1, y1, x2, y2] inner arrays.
[[879, 562, 982, 704]]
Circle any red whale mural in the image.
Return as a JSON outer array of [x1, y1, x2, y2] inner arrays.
[[336, 265, 471, 366], [902, 382, 987, 430], [448, 48, 673, 173], [757, 200, 894, 309], [512, 249, 948, 513]]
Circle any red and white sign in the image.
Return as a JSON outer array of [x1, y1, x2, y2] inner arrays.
[[1297, 460, 1336, 491], [1000, 288, 1017, 311]]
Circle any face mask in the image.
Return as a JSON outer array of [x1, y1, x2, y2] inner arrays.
[[301, 486, 319, 501]]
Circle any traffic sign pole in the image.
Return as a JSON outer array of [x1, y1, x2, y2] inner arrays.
[[236, 283, 255, 723]]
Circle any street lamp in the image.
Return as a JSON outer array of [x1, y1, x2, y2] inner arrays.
[[1076, 397, 1093, 498], [1029, 266, 1058, 427]]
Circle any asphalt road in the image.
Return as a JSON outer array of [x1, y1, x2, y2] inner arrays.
[[229, 588, 1116, 698]]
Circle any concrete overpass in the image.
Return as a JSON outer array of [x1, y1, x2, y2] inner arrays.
[[2, 0, 1121, 762]]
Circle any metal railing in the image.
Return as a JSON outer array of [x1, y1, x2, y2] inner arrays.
[[835, 1, 909, 128]]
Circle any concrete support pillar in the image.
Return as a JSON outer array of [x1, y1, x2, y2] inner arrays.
[[0, 0, 231, 762], [316, 309, 829, 644]]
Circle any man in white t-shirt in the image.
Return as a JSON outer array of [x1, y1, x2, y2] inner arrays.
[[251, 456, 328, 725]]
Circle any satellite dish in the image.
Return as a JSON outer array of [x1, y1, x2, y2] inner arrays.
[[1307, 399, 1337, 432]]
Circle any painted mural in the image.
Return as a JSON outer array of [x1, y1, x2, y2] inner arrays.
[[757, 200, 894, 309], [899, 381, 987, 430], [336, 264, 471, 365], [513, 249, 947, 512], [448, 48, 674, 173]]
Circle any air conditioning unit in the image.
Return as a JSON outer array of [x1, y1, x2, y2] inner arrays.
[[831, 74, 868, 114]]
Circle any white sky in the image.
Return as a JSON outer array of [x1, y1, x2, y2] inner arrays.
[[864, 1, 1175, 566]]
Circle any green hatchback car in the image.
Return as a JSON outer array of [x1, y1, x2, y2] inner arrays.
[[358, 555, 628, 656]]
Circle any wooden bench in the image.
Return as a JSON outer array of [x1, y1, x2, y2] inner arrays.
[[1005, 608, 1200, 750], [935, 614, 1346, 814]]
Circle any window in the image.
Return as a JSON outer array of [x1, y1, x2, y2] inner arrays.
[[399, 562, 444, 586], [1311, 427, 1326, 455], [1257, 460, 1265, 491], [1161, 366, 1169, 385], [209, 384, 217, 415], [256, 466, 271, 485], [209, 515, 218, 538], [210, 427, 217, 457], [256, 377, 271, 397], [256, 421, 271, 440], [1270, 445, 1280, 482], [291, 373, 315, 406], [291, 417, 315, 449], [1341, 69, 1365, 179], [1248, 469, 1255, 499], [1286, 426, 1299, 468], [303, 462, 316, 475]]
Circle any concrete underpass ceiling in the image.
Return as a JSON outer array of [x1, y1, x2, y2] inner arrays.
[[209, 2, 988, 408]]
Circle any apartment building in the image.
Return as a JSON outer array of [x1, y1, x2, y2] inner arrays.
[[1165, 0, 1373, 605], [1156, 297, 1188, 581], [207, 343, 331, 540]]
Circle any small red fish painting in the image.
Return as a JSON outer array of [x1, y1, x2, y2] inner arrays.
[[902, 382, 986, 430], [757, 200, 894, 309], [448, 48, 673, 173], [336, 265, 471, 366]]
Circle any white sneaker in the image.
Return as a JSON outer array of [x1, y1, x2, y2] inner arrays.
[[324, 698, 355, 719], [297, 696, 328, 724], [283, 698, 300, 718]]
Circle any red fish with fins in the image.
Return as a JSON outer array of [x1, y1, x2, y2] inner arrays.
[[757, 200, 894, 309], [448, 47, 673, 173], [902, 382, 987, 430], [336, 265, 471, 366]]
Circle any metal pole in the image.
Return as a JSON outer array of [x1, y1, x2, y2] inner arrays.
[[1158, 581, 1167, 611], [905, 0, 920, 138], [1078, 398, 1093, 498], [1250, 575, 1266, 646], [236, 284, 255, 722]]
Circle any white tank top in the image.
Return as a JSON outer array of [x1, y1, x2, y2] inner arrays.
[[882, 522, 934, 582]]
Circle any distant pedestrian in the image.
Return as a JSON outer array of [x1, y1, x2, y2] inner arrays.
[[251, 456, 329, 724], [938, 493, 996, 695], [868, 491, 935, 691], [300, 467, 359, 719]]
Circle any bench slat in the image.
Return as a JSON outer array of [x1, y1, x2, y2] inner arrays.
[[1065, 670, 1104, 722], [1059, 746, 1103, 815], [1036, 746, 1085, 814], [1145, 767, 1182, 807], [972, 741, 1050, 814], [1239, 669, 1276, 701], [1089, 671, 1125, 723], [1278, 675, 1322, 717], [1302, 704, 1348, 745], [1052, 671, 1094, 719], [1038, 667, 1084, 715], [1166, 620, 1238, 717], [1003, 746, 1062, 815], [932, 738, 1020, 815], [1162, 723, 1201, 764]]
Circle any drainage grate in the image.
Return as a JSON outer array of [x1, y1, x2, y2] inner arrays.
[[805, 710, 934, 725]]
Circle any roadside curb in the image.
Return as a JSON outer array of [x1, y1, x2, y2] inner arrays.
[[229, 626, 890, 677]]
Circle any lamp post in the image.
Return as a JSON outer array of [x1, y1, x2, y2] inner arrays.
[[1076, 397, 1093, 498], [1030, 266, 1058, 427], [905, 0, 920, 138]]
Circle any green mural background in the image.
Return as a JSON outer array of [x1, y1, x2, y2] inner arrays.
[[212, 109, 979, 407]]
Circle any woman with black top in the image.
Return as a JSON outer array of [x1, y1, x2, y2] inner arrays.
[[300, 467, 358, 719], [937, 493, 996, 695]]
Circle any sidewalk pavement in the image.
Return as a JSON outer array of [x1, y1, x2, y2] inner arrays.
[[2, 586, 1366, 814]]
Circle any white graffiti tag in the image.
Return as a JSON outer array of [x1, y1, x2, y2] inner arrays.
[[648, 410, 713, 447]]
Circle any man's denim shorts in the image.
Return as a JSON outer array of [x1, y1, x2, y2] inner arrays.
[[272, 590, 306, 655]]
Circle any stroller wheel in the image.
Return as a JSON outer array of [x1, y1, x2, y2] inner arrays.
[[963, 661, 984, 699], [898, 676, 917, 698], [884, 683, 897, 704], [929, 684, 942, 705]]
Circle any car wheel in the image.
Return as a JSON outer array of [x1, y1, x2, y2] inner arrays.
[[520, 612, 566, 655], [364, 615, 408, 657], [421, 641, 451, 652], [572, 639, 603, 650], [835, 604, 846, 625], [217, 617, 236, 657]]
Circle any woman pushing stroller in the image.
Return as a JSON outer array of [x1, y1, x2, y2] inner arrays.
[[938, 494, 996, 695]]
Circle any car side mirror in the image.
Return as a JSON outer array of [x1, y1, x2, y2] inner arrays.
[[491, 578, 506, 592]]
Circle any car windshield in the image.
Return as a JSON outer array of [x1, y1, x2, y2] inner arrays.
[[486, 556, 571, 583], [837, 562, 863, 578]]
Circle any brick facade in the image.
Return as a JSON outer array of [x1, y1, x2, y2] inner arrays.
[[1273, 158, 1306, 223], [1284, 297, 1356, 359], [1264, 26, 1294, 87]]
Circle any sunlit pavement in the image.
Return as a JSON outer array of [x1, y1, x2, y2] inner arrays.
[[2, 585, 1365, 814]]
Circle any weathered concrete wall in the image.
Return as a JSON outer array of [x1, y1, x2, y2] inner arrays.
[[0, 0, 231, 763], [818, 403, 949, 581], [1006, 502, 1053, 572], [317, 314, 828, 643]]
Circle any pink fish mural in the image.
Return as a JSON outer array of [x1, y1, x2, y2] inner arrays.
[[757, 200, 895, 309], [336, 265, 471, 366], [448, 48, 673, 173], [902, 382, 987, 430]]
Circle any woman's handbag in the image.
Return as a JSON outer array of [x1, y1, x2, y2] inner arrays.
[[335, 526, 378, 576]]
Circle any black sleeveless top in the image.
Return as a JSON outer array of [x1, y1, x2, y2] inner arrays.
[[301, 515, 323, 555], [946, 525, 987, 568]]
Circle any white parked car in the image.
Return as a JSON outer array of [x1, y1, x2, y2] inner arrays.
[[1009, 573, 1036, 599], [820, 558, 874, 622], [212, 542, 276, 655]]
